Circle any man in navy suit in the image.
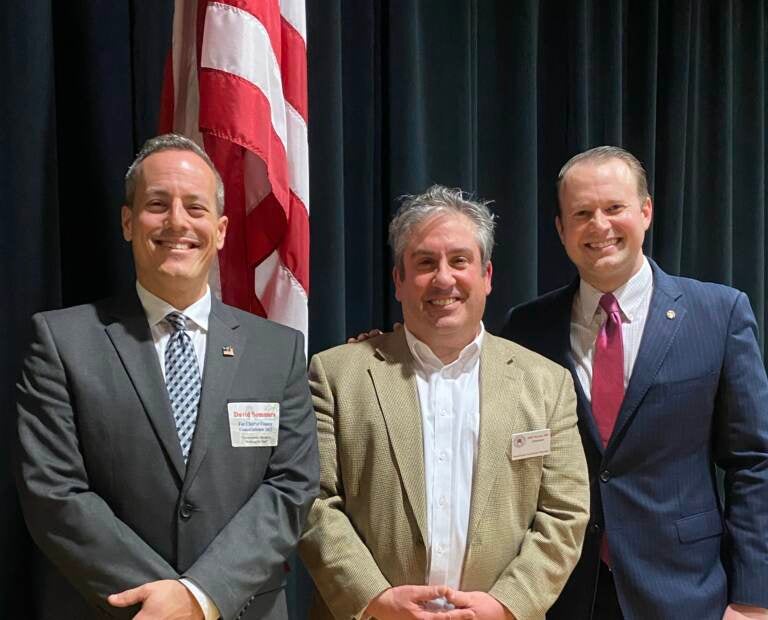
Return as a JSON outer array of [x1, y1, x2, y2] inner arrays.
[[502, 146, 768, 620]]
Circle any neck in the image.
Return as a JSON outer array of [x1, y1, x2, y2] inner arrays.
[[138, 278, 208, 310], [408, 326, 480, 365]]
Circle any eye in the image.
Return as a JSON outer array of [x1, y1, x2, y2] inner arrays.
[[145, 200, 166, 212], [606, 204, 624, 214], [451, 256, 469, 267]]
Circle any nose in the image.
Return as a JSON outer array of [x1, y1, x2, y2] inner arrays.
[[164, 199, 187, 229], [589, 209, 611, 231], [432, 259, 455, 288]]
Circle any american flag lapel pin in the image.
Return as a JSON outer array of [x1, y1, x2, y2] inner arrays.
[[222, 346, 235, 357]]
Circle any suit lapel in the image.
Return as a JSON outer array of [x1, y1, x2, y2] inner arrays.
[[467, 335, 519, 540], [184, 299, 244, 485], [105, 292, 186, 480], [369, 332, 428, 546], [606, 262, 685, 454], [550, 281, 605, 454]]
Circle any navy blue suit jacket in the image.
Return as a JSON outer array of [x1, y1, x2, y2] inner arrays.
[[501, 260, 768, 620]]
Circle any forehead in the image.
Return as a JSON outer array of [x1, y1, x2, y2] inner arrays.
[[406, 212, 480, 253], [138, 149, 216, 190], [560, 158, 638, 204]]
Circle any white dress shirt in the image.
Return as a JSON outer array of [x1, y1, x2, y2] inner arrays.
[[404, 324, 484, 593], [570, 257, 654, 400], [135, 282, 220, 620]]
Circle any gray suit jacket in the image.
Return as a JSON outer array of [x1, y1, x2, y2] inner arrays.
[[14, 291, 319, 620]]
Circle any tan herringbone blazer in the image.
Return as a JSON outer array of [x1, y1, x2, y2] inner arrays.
[[299, 331, 589, 620]]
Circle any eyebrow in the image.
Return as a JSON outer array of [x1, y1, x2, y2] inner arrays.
[[143, 189, 211, 204], [410, 247, 475, 257]]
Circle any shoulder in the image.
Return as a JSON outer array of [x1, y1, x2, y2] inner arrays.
[[311, 331, 395, 368], [484, 333, 569, 379], [656, 268, 746, 315], [504, 284, 573, 326], [217, 301, 304, 342], [32, 297, 115, 332]]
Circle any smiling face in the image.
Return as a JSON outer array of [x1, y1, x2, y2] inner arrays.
[[121, 149, 228, 308], [394, 212, 492, 362], [556, 158, 652, 292]]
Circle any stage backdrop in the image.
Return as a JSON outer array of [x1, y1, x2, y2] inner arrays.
[[1, 1, 765, 617]]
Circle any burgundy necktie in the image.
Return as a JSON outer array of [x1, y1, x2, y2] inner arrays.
[[591, 293, 624, 566], [592, 293, 624, 447]]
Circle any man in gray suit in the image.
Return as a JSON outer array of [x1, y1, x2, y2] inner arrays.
[[14, 134, 319, 620]]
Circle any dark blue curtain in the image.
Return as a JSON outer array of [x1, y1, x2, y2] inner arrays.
[[2, 1, 766, 617]]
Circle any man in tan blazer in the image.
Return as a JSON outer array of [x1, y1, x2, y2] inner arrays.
[[300, 185, 589, 620]]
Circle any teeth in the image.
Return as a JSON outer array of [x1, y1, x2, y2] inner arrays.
[[159, 240, 195, 249], [430, 298, 457, 306], [588, 239, 618, 249]]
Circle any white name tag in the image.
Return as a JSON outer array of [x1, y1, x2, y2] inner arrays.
[[227, 402, 280, 447], [510, 429, 551, 460]]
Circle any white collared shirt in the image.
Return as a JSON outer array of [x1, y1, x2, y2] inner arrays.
[[404, 324, 484, 591], [135, 281, 211, 378], [570, 257, 654, 400], [134, 281, 220, 620]]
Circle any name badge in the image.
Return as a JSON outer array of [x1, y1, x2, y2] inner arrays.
[[227, 402, 280, 447], [510, 429, 551, 460]]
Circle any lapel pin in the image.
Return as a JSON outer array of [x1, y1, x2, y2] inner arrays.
[[222, 346, 235, 357], [666, 310, 676, 320]]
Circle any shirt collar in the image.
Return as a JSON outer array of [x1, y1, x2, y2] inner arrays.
[[404, 322, 485, 375], [135, 281, 211, 332], [576, 256, 652, 325]]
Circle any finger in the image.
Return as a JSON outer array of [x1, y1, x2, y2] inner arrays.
[[444, 589, 473, 608], [107, 585, 147, 607], [394, 322, 403, 331]]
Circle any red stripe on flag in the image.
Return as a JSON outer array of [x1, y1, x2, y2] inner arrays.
[[198, 67, 290, 210], [279, 17, 307, 120]]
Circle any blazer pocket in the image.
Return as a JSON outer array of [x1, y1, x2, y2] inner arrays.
[[675, 508, 723, 543], [662, 370, 719, 396]]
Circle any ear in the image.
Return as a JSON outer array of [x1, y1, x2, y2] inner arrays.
[[555, 215, 565, 245], [483, 260, 493, 295], [121, 205, 133, 242], [216, 215, 229, 250], [393, 265, 402, 302], [641, 196, 653, 230]]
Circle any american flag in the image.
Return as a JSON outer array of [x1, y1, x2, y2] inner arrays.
[[159, 0, 309, 340]]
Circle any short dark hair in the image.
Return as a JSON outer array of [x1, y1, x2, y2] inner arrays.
[[124, 133, 225, 215], [556, 145, 650, 215]]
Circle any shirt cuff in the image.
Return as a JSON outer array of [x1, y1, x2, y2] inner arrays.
[[180, 578, 221, 620]]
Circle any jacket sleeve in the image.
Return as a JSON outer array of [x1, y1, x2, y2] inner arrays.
[[712, 292, 768, 607], [298, 353, 392, 619], [14, 313, 179, 618]]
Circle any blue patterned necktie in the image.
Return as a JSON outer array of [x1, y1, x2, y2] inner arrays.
[[164, 312, 202, 463]]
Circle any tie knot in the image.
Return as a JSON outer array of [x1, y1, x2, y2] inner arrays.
[[165, 312, 188, 332], [599, 293, 621, 316]]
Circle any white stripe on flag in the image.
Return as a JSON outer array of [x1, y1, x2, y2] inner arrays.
[[201, 2, 288, 149], [254, 249, 309, 338], [286, 102, 309, 211], [279, 0, 306, 41]]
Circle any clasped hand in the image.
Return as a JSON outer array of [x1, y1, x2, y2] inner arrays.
[[365, 585, 515, 620], [108, 579, 204, 620]]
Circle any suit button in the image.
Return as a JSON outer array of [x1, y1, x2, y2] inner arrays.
[[600, 470, 611, 482], [179, 503, 194, 520], [589, 522, 602, 534]]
